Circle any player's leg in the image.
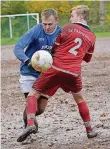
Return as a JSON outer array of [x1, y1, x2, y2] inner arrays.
[[72, 92, 97, 138], [17, 89, 41, 142], [19, 75, 48, 128], [23, 95, 48, 128], [23, 92, 29, 128], [25, 67, 59, 128], [62, 73, 97, 138], [24, 92, 29, 98], [37, 95, 48, 115], [70, 75, 97, 138], [17, 68, 59, 142]]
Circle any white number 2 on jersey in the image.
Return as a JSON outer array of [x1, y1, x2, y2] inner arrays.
[[69, 38, 82, 56]]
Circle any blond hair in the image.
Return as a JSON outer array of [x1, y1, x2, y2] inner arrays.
[[41, 8, 59, 20], [71, 5, 89, 21]]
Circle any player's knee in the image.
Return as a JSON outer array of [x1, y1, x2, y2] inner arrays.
[[28, 89, 40, 98], [72, 91, 84, 104]]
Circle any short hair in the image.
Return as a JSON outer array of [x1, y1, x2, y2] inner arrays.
[[71, 5, 89, 21], [41, 8, 59, 20]]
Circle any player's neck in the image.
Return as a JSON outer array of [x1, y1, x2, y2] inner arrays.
[[76, 20, 89, 27]]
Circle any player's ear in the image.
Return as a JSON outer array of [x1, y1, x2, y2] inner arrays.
[[56, 18, 59, 24]]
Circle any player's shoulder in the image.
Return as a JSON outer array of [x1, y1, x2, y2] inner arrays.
[[62, 23, 74, 29], [30, 23, 44, 35], [33, 23, 43, 29], [61, 23, 74, 34], [31, 23, 44, 32], [73, 23, 96, 40]]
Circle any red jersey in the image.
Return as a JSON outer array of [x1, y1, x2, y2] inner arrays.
[[52, 23, 96, 76]]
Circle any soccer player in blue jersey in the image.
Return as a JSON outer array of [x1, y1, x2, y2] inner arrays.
[[13, 8, 61, 128]]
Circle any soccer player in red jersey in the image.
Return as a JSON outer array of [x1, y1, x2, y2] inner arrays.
[[17, 5, 97, 142]]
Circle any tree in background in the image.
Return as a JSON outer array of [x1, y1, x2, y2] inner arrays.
[[99, 1, 106, 25], [1, 1, 110, 25], [1, 1, 28, 15]]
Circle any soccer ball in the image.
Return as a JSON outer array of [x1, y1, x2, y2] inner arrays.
[[31, 50, 53, 72]]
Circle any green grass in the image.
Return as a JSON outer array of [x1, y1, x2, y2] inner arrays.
[[1, 37, 19, 45], [95, 32, 110, 37], [1, 32, 110, 46]]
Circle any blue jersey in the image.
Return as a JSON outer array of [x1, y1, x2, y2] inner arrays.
[[13, 23, 61, 78]]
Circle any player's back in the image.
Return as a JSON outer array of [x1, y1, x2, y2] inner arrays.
[[52, 23, 96, 76]]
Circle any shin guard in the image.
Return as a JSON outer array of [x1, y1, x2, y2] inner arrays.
[[26, 96, 37, 126]]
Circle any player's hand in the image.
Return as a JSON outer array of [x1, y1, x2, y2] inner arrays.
[[49, 49, 55, 55], [25, 59, 35, 71], [43, 49, 54, 56]]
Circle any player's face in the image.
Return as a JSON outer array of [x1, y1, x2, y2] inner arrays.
[[42, 15, 58, 34], [70, 10, 81, 23]]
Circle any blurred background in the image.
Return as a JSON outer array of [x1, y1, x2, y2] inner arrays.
[[1, 0, 110, 45]]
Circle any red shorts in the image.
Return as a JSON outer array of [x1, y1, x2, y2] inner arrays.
[[33, 67, 82, 97]]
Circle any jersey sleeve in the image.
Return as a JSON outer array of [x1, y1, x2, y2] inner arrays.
[[13, 25, 41, 63], [83, 44, 95, 63]]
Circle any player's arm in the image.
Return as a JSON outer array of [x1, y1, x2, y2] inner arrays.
[[13, 25, 40, 63], [83, 44, 95, 63]]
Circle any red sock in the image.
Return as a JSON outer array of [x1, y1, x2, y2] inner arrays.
[[78, 101, 92, 132], [26, 96, 37, 126]]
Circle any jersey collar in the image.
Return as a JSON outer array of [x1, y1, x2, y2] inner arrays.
[[73, 22, 90, 30], [44, 25, 57, 35]]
